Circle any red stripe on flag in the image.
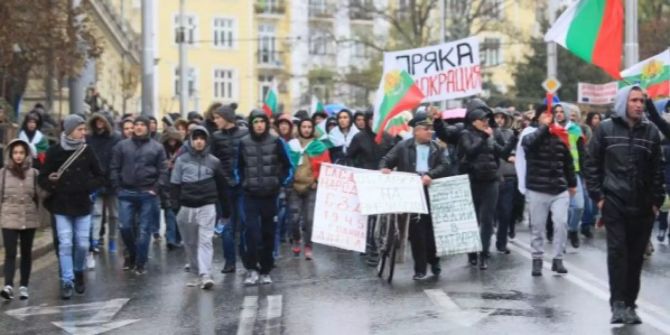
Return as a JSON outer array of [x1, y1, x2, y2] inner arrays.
[[262, 104, 273, 118], [375, 84, 425, 143], [647, 81, 670, 99], [591, 0, 624, 79]]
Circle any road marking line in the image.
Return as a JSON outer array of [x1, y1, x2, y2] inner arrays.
[[264, 295, 283, 335], [424, 289, 492, 328], [236, 296, 259, 335], [508, 240, 670, 334]]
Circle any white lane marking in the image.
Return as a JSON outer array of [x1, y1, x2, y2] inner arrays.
[[424, 289, 493, 328], [508, 240, 670, 334], [264, 295, 283, 335], [236, 296, 259, 335], [52, 319, 139, 335]]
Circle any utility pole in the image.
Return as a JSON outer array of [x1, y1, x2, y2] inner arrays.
[[141, 0, 155, 117], [178, 0, 188, 118], [624, 0, 639, 68], [547, 0, 558, 79]]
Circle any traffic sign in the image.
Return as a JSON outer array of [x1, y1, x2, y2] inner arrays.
[[542, 77, 562, 93]]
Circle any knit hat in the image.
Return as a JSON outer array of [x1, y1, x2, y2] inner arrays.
[[214, 106, 236, 123], [63, 114, 86, 135], [134, 116, 151, 128]]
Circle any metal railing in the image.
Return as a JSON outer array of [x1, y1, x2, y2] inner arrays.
[[254, 0, 286, 15]]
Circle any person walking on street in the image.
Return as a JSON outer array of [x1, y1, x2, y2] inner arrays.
[[211, 106, 249, 274], [380, 114, 449, 280], [236, 110, 293, 286], [170, 126, 227, 289], [110, 116, 167, 275], [522, 105, 576, 277], [286, 118, 331, 260], [457, 99, 516, 270], [18, 110, 49, 169], [160, 127, 185, 250], [584, 86, 665, 325], [492, 107, 517, 254], [328, 109, 359, 164], [0, 140, 40, 300], [39, 115, 104, 300]]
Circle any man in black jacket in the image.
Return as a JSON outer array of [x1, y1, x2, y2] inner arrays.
[[379, 114, 449, 280], [86, 113, 122, 255], [522, 105, 576, 277], [211, 106, 249, 273], [110, 116, 167, 274], [236, 110, 293, 286], [457, 99, 515, 270], [584, 85, 665, 325]]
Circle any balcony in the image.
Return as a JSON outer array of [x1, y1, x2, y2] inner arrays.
[[254, 0, 286, 16], [257, 50, 284, 70], [308, 2, 336, 19], [349, 8, 373, 21]]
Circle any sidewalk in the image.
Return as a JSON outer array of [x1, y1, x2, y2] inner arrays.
[[0, 227, 55, 278]]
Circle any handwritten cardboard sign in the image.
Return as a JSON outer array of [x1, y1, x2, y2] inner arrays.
[[353, 172, 428, 215], [429, 175, 482, 256]]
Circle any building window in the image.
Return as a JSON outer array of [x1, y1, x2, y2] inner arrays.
[[484, 0, 504, 20], [481, 38, 501, 67], [352, 41, 371, 58], [174, 67, 197, 97], [213, 18, 234, 49], [259, 75, 274, 103], [309, 30, 329, 55], [214, 69, 235, 100], [174, 14, 198, 45], [258, 24, 277, 64]]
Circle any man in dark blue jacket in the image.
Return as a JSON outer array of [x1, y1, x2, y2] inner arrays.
[[110, 116, 167, 274]]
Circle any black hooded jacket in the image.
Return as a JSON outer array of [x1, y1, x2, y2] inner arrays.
[[212, 125, 249, 187], [236, 110, 293, 197], [522, 122, 577, 195], [86, 113, 122, 192], [346, 114, 395, 170]]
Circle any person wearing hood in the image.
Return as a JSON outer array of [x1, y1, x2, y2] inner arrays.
[[110, 116, 167, 275], [160, 127, 185, 250], [275, 114, 294, 142], [457, 99, 516, 270], [235, 110, 293, 286], [187, 111, 204, 123], [286, 118, 331, 260], [39, 115, 104, 300], [584, 86, 665, 325], [0, 140, 40, 301], [170, 126, 227, 289], [492, 107, 517, 254], [380, 114, 450, 280], [86, 113, 122, 260], [312, 111, 328, 126], [148, 116, 161, 141], [353, 111, 366, 130], [18, 110, 49, 169], [211, 105, 249, 273], [273, 113, 294, 253], [328, 109, 360, 163], [522, 104, 576, 277]]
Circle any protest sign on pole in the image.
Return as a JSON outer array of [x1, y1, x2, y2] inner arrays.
[[353, 172, 428, 215], [429, 175, 482, 256], [312, 163, 368, 253], [383, 37, 482, 103], [577, 82, 617, 105]]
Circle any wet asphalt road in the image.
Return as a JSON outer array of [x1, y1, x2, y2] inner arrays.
[[1, 223, 670, 335]]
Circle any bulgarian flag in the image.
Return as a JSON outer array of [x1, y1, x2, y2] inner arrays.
[[262, 85, 279, 117], [620, 49, 670, 100], [314, 119, 334, 148], [544, 0, 624, 79], [384, 111, 412, 138], [372, 69, 425, 143], [287, 139, 331, 180], [310, 95, 325, 116]]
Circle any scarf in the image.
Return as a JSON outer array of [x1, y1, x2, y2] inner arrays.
[[60, 132, 85, 151], [287, 138, 331, 180], [328, 125, 359, 154]]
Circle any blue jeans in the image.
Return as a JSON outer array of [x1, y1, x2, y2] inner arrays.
[[55, 215, 91, 283], [496, 178, 516, 250], [568, 176, 586, 232], [274, 190, 289, 258], [222, 186, 246, 266], [117, 189, 159, 267], [165, 208, 181, 246], [152, 199, 161, 236], [582, 186, 597, 230]]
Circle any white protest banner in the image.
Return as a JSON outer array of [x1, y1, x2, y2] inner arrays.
[[577, 82, 617, 105], [429, 175, 482, 256], [353, 172, 428, 215], [312, 163, 368, 253], [383, 36, 481, 103]]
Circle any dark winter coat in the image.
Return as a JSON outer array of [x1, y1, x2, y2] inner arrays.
[[39, 143, 104, 216], [212, 125, 249, 186], [346, 129, 395, 170], [379, 138, 450, 179], [236, 111, 293, 197], [522, 123, 577, 195], [159, 128, 184, 209], [110, 135, 167, 193], [86, 113, 121, 194]]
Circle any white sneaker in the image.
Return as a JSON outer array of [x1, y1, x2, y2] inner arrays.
[[243, 270, 259, 286], [0, 285, 13, 300], [200, 276, 214, 290], [86, 253, 96, 270], [184, 263, 190, 272], [19, 286, 28, 300], [259, 274, 272, 285]]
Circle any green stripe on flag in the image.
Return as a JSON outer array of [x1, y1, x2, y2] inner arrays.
[[565, 0, 606, 63]]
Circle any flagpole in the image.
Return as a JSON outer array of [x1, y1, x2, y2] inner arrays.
[[624, 0, 639, 68], [547, 0, 558, 79]]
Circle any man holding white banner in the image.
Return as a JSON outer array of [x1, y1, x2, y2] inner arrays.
[[379, 114, 450, 281]]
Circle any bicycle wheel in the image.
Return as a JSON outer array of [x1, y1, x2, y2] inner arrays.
[[387, 233, 397, 284], [377, 215, 388, 277]]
